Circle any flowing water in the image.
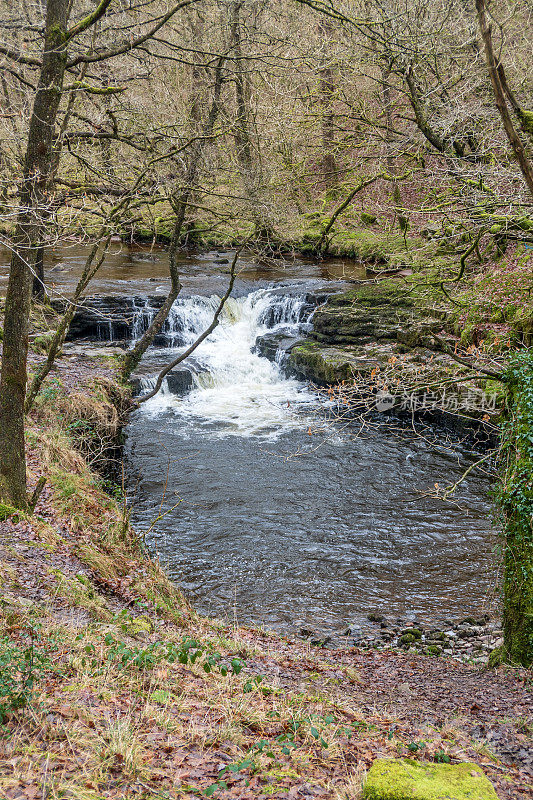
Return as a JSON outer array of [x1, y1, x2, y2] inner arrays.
[[125, 281, 498, 634], [0, 241, 498, 632]]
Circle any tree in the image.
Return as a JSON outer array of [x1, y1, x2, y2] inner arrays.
[[121, 52, 227, 378], [0, 0, 74, 508], [474, 0, 533, 198], [0, 0, 198, 509]]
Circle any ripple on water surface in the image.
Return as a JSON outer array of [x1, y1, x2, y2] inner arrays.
[[126, 285, 497, 632]]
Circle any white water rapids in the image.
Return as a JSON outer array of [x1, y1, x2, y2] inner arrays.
[[125, 279, 496, 632], [137, 288, 318, 437]]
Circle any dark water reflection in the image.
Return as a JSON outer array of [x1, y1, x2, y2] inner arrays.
[[126, 413, 498, 632], [0, 241, 365, 298]]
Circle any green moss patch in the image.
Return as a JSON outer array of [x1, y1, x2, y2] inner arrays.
[[363, 759, 498, 800], [0, 503, 22, 522], [497, 350, 533, 666]]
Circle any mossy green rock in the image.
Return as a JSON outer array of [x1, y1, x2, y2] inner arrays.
[[288, 342, 376, 384], [150, 689, 174, 704], [120, 614, 152, 637], [363, 759, 499, 800]]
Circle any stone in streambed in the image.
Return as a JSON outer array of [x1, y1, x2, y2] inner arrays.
[[131, 368, 193, 397], [166, 368, 194, 395], [254, 331, 302, 361], [363, 759, 498, 800]]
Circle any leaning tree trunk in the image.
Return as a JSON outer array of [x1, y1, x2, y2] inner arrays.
[[120, 246, 182, 379], [475, 0, 533, 198], [0, 0, 70, 509]]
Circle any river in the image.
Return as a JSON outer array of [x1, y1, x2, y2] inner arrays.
[[1, 243, 499, 634]]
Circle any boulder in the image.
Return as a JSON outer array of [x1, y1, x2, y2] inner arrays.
[[254, 331, 303, 361], [288, 341, 379, 385], [166, 368, 194, 394], [131, 367, 194, 397], [363, 759, 498, 800]]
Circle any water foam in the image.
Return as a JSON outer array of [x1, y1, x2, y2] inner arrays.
[[139, 288, 317, 437]]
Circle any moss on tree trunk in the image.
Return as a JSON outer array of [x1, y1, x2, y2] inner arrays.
[[498, 351, 533, 667]]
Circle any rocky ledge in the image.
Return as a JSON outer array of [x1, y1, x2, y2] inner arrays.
[[285, 281, 443, 384], [254, 280, 503, 426], [52, 295, 169, 343]]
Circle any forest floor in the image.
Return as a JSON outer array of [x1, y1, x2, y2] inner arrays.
[[0, 347, 532, 800]]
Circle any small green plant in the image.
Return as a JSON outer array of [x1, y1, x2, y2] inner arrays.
[[0, 502, 22, 523], [38, 377, 62, 404], [406, 740, 426, 753], [76, 633, 245, 677], [0, 624, 51, 724]]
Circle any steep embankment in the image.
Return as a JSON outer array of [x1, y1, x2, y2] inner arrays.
[[0, 322, 531, 798]]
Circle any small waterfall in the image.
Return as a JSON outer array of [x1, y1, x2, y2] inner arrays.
[[137, 374, 170, 396], [96, 320, 115, 341], [140, 287, 317, 437], [131, 297, 153, 341]]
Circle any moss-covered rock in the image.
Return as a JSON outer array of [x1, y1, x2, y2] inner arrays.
[[363, 758, 498, 800], [150, 689, 176, 704], [288, 341, 376, 384], [401, 627, 423, 639], [327, 230, 408, 261], [309, 282, 436, 349], [119, 614, 153, 637]]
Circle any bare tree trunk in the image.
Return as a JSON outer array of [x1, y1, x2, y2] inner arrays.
[[32, 246, 46, 302], [121, 57, 225, 379], [120, 247, 182, 380], [31, 63, 88, 302], [318, 19, 337, 190], [0, 0, 70, 508], [475, 0, 533, 197], [229, 0, 274, 241], [381, 65, 403, 225], [136, 252, 239, 404], [25, 236, 112, 413]]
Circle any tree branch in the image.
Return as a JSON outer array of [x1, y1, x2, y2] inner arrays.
[[136, 249, 240, 403], [66, 0, 201, 67]]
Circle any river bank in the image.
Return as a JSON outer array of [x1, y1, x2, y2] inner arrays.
[[0, 352, 532, 799], [1, 242, 532, 798]]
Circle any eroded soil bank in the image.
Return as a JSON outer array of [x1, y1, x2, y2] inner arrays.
[[0, 348, 531, 800]]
